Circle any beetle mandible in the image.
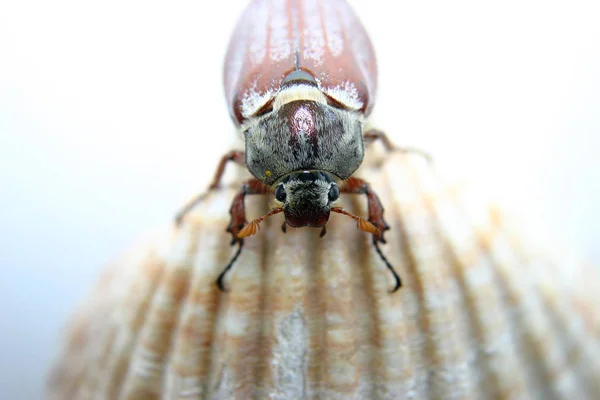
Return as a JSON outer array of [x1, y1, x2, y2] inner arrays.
[[176, 0, 426, 292]]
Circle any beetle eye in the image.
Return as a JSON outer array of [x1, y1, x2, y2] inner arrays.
[[275, 184, 286, 202], [328, 184, 340, 202]]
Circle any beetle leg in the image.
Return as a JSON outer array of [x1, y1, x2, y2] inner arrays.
[[281, 221, 287, 233], [341, 177, 390, 244], [218, 178, 270, 291], [319, 226, 327, 238], [216, 244, 243, 292], [341, 177, 401, 292], [363, 129, 395, 151], [175, 150, 246, 225], [226, 179, 271, 244], [364, 129, 431, 163], [208, 150, 246, 190]]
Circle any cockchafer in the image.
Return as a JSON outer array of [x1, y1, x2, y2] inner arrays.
[[176, 0, 429, 292]]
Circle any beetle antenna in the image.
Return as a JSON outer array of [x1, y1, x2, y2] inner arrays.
[[372, 238, 402, 293], [216, 241, 244, 292], [237, 207, 283, 238], [331, 207, 378, 234]]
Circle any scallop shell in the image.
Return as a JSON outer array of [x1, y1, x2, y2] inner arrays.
[[48, 152, 600, 400]]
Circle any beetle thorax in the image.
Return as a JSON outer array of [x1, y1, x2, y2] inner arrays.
[[243, 84, 365, 186]]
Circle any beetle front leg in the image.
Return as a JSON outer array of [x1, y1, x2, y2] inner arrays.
[[364, 129, 431, 163], [226, 178, 271, 243], [341, 177, 401, 292], [341, 177, 390, 244], [175, 150, 246, 225], [217, 178, 270, 291]]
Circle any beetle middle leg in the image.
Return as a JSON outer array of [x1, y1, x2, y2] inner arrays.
[[364, 129, 431, 163], [218, 178, 270, 291], [341, 177, 401, 292], [175, 150, 246, 225]]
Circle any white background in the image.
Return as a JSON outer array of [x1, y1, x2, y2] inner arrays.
[[1, 0, 599, 398]]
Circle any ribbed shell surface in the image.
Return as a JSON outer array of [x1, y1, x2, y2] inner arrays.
[[223, 0, 378, 125], [48, 152, 600, 400]]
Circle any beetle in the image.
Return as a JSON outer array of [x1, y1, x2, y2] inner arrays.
[[176, 0, 423, 292]]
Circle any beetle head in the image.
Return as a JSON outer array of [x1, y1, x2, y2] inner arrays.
[[236, 170, 378, 240], [274, 170, 339, 228]]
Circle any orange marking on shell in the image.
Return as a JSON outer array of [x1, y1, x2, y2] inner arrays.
[[358, 218, 378, 234]]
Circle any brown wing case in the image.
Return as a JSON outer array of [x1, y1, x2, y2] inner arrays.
[[223, 0, 378, 126]]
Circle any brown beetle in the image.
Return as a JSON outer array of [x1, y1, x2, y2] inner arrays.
[[176, 0, 421, 292]]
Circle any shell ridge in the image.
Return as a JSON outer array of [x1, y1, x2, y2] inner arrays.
[[550, 261, 600, 396], [473, 209, 575, 399], [539, 277, 600, 399], [66, 291, 112, 397], [385, 156, 479, 399], [49, 255, 136, 399], [201, 233, 237, 399], [270, 304, 311, 399], [410, 193, 491, 398], [117, 223, 202, 398], [162, 226, 206, 399], [351, 171, 417, 399], [304, 223, 324, 399], [500, 217, 600, 396], [163, 228, 225, 399], [411, 161, 539, 399], [320, 214, 363, 398], [303, 227, 327, 399], [77, 317, 119, 398], [108, 252, 168, 399], [253, 206, 278, 399], [378, 162, 432, 399], [348, 194, 383, 400], [260, 226, 313, 399], [209, 196, 269, 398], [194, 189, 249, 399], [88, 243, 169, 399], [496, 217, 600, 398], [51, 277, 116, 397]]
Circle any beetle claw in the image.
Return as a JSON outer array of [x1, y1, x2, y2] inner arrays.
[[319, 226, 327, 237], [216, 241, 244, 292]]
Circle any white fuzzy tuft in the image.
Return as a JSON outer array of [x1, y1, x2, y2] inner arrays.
[[323, 81, 364, 110]]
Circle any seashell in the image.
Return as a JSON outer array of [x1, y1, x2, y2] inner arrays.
[[48, 151, 600, 399]]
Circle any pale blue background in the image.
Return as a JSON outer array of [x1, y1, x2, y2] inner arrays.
[[1, 0, 599, 398]]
